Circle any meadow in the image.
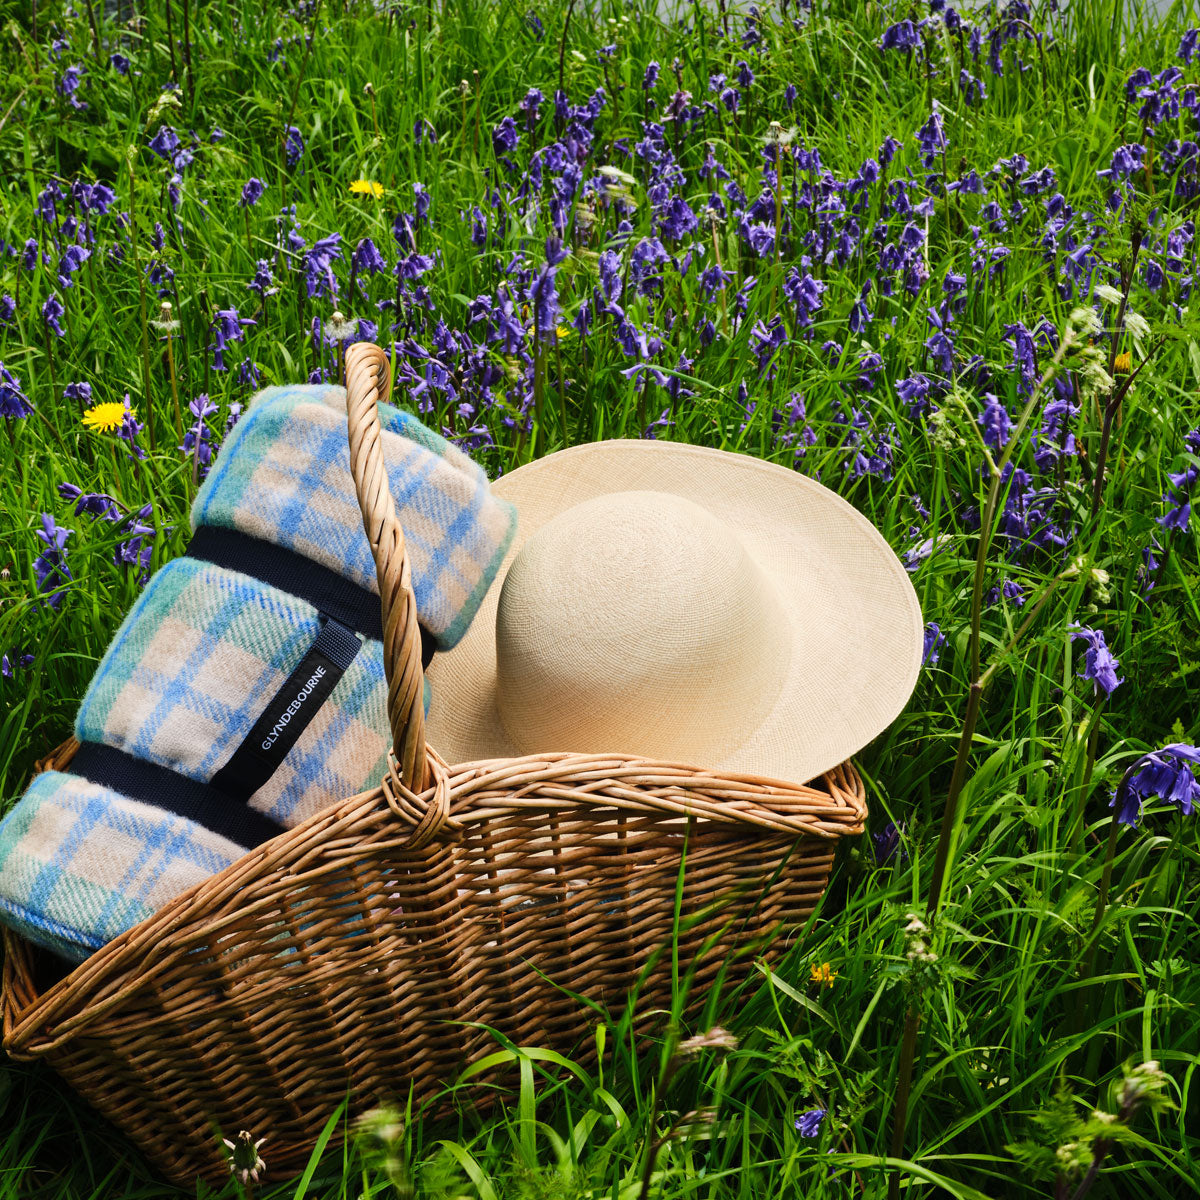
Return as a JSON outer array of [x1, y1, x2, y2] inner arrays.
[[1, 0, 1198, 1196]]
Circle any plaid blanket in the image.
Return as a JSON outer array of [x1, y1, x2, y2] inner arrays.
[[0, 384, 515, 961], [196, 384, 515, 650]]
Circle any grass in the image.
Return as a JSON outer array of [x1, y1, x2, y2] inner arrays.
[[1, 0, 1199, 1196]]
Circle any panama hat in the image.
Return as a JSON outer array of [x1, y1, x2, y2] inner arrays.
[[425, 440, 923, 785]]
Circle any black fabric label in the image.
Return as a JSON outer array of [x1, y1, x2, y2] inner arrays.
[[210, 615, 362, 803]]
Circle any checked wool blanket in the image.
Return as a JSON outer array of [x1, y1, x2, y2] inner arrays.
[[0, 384, 515, 961]]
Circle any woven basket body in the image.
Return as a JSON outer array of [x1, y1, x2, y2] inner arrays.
[[1, 345, 866, 1186]]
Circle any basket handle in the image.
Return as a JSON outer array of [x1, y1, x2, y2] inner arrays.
[[345, 342, 428, 793]]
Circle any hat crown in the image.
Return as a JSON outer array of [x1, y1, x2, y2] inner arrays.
[[495, 490, 790, 762]]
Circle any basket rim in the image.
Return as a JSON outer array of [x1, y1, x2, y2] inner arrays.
[[3, 736, 864, 1058]]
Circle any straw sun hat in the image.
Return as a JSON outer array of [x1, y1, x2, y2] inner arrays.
[[425, 440, 923, 785]]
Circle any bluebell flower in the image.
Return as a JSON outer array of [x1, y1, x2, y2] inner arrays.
[[304, 234, 343, 299], [492, 116, 520, 156], [33, 513, 72, 609], [211, 308, 254, 370], [922, 622, 945, 666], [56, 243, 89, 290], [42, 293, 66, 338], [57, 64, 87, 110], [109, 51, 131, 75], [642, 61, 660, 90], [916, 109, 946, 166], [118, 395, 145, 460], [247, 259, 276, 297], [181, 393, 219, 477], [352, 237, 387, 276], [148, 124, 180, 160], [1112, 744, 1200, 827], [240, 178, 265, 208], [979, 393, 1012, 449], [63, 381, 93, 407], [58, 483, 121, 521], [1071, 626, 1123, 698], [872, 821, 907, 864], [0, 363, 33, 420], [1180, 29, 1200, 63], [749, 316, 787, 379], [795, 1109, 826, 1138], [881, 19, 920, 51], [284, 125, 305, 167]]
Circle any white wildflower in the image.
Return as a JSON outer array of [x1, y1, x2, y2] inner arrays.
[[678, 1027, 739, 1057], [1093, 283, 1124, 305], [1069, 306, 1103, 339], [1123, 309, 1150, 342], [1076, 346, 1114, 403], [327, 311, 357, 341], [597, 164, 638, 188], [150, 300, 179, 334]]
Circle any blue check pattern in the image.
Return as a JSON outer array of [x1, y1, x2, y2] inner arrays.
[[0, 384, 508, 960]]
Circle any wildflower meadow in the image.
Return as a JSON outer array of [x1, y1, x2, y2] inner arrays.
[[1, 0, 1199, 1196]]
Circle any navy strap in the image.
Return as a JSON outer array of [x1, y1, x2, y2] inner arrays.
[[68, 742, 286, 848], [209, 616, 362, 802], [186, 526, 436, 670]]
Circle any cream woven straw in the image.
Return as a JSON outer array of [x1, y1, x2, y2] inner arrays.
[[425, 439, 923, 784]]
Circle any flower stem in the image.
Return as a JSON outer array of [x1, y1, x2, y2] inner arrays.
[[887, 342, 1072, 1193]]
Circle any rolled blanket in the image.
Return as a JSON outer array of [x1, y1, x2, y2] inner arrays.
[[0, 383, 516, 961]]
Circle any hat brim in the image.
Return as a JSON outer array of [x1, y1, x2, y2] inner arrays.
[[424, 440, 923, 785]]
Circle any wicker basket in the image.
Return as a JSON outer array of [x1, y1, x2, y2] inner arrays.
[[1, 343, 867, 1186]]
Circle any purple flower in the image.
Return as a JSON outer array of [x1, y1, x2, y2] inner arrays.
[[33, 513, 72, 609], [148, 124, 180, 160], [181, 393, 219, 477], [57, 482, 121, 521], [872, 821, 906, 865], [0, 363, 33, 420], [1158, 437, 1197, 531], [749, 316, 787, 379], [916, 109, 946, 167], [42, 293, 66, 337], [1113, 744, 1200, 827], [304, 234, 343, 299], [979, 394, 1012, 449], [881, 20, 920, 51], [240, 178, 265, 208], [284, 125, 305, 167], [211, 308, 254, 370], [57, 64, 87, 110], [643, 61, 660, 90], [63, 381, 93, 406], [492, 116, 520, 157], [795, 1109, 826, 1138], [57, 243, 89, 290], [118, 395, 145, 460], [109, 51, 131, 75], [1180, 29, 1200, 64], [352, 237, 387, 276], [247, 259, 276, 297], [783, 269, 825, 326], [922, 622, 945, 666], [1071, 626, 1123, 698], [530, 237, 567, 339]]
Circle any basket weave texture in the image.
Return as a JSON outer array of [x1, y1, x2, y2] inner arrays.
[[1, 344, 867, 1186]]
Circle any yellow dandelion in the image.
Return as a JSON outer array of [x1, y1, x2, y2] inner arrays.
[[349, 179, 384, 199], [1114, 351, 1132, 373], [81, 401, 131, 434], [810, 962, 838, 989]]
